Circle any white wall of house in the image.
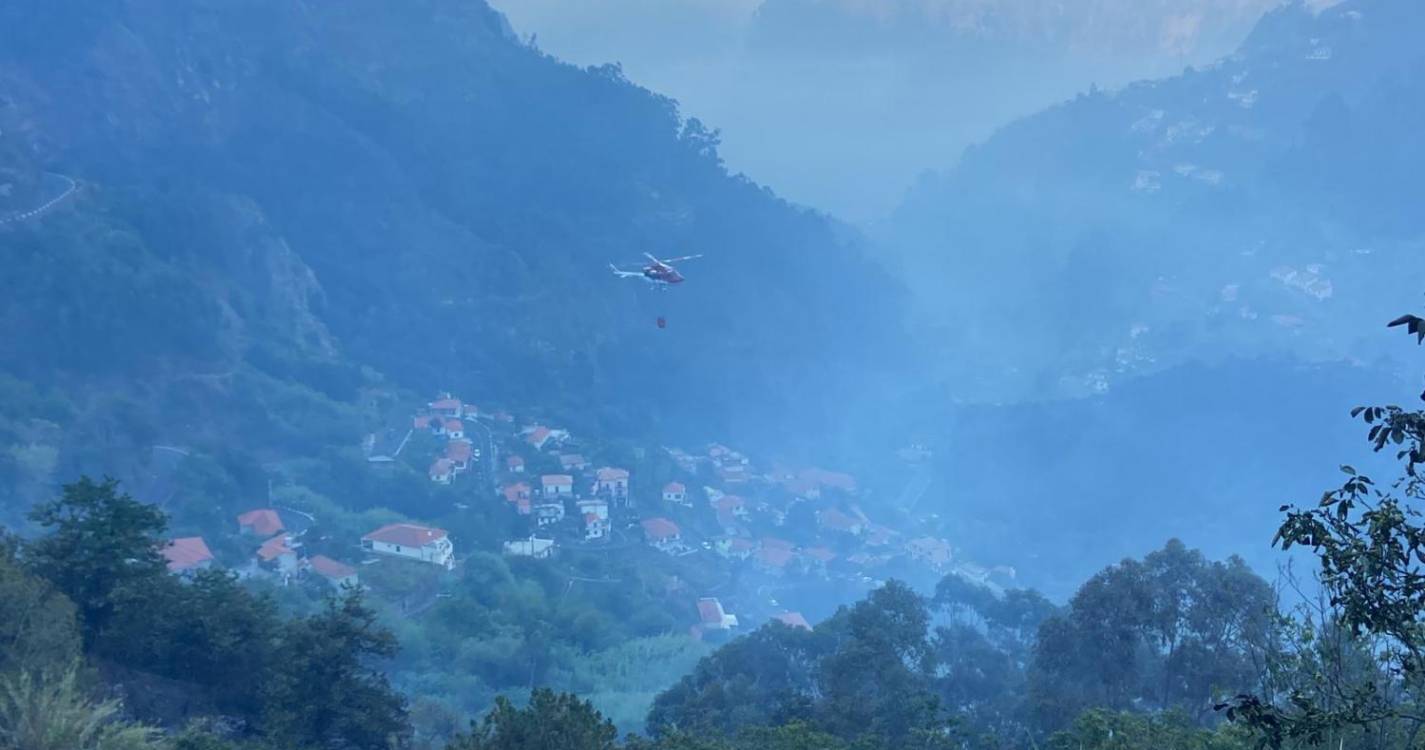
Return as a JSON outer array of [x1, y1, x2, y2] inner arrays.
[[363, 538, 454, 569]]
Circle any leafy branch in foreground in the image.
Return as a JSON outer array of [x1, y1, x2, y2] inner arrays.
[[1218, 310, 1425, 748]]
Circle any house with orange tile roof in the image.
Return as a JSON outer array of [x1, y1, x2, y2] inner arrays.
[[595, 467, 630, 502], [428, 396, 464, 419], [714, 536, 757, 560], [697, 597, 738, 630], [641, 517, 681, 552], [506, 455, 525, 473], [525, 426, 553, 450], [257, 534, 300, 576], [445, 441, 474, 472], [429, 458, 456, 485], [713, 495, 748, 519], [662, 482, 688, 505], [237, 509, 284, 537], [502, 482, 532, 505], [559, 453, 590, 471], [541, 474, 574, 499], [162, 537, 215, 576], [308, 555, 359, 589], [361, 523, 454, 569], [443, 419, 465, 440], [817, 508, 866, 536], [582, 512, 610, 540]]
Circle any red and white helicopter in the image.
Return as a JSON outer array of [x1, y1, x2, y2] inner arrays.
[[610, 253, 703, 286]]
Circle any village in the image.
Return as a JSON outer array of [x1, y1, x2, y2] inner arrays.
[[158, 393, 1013, 640]]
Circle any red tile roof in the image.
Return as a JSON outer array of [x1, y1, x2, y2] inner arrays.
[[446, 442, 473, 461], [542, 474, 574, 487], [507, 455, 525, 468], [431, 398, 462, 411], [559, 454, 588, 467], [758, 545, 795, 568], [596, 467, 629, 482], [713, 495, 744, 513], [163, 537, 214, 572], [526, 426, 551, 446], [443, 419, 464, 433], [774, 611, 812, 630], [502, 482, 531, 503], [363, 523, 448, 547], [257, 535, 294, 562], [761, 537, 794, 551], [804, 546, 837, 563], [818, 508, 864, 532], [663, 482, 686, 494], [309, 555, 356, 579], [642, 517, 680, 541], [430, 458, 455, 477], [697, 598, 727, 625], [413, 415, 434, 430], [237, 509, 284, 537]]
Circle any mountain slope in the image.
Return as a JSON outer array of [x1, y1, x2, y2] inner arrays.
[[0, 0, 910, 475], [875, 0, 1425, 400]]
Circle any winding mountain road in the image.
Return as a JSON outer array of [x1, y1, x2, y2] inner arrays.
[[0, 173, 78, 226]]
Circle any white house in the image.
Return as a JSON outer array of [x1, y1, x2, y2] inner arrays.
[[576, 498, 609, 520], [534, 501, 566, 527], [257, 534, 300, 576], [503, 536, 555, 559], [308, 555, 359, 589], [641, 517, 681, 553], [662, 482, 688, 505], [429, 397, 464, 419], [582, 512, 610, 541], [697, 598, 739, 630], [541, 474, 574, 499], [443, 419, 465, 440], [361, 523, 454, 569], [429, 458, 455, 484]]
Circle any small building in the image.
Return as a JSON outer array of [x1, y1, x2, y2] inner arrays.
[[713, 495, 748, 519], [534, 501, 566, 527], [162, 537, 215, 576], [583, 512, 610, 541], [429, 397, 464, 419], [773, 611, 812, 631], [502, 482, 532, 505], [361, 523, 454, 569], [714, 536, 757, 560], [559, 454, 590, 471], [576, 498, 609, 519], [308, 555, 359, 589], [443, 419, 465, 440], [662, 482, 688, 505], [906, 537, 953, 571], [595, 467, 630, 502], [507, 455, 526, 473], [413, 415, 435, 432], [445, 441, 474, 472], [257, 534, 300, 576], [641, 517, 681, 552], [429, 458, 455, 484], [697, 597, 738, 630], [541, 474, 574, 499], [237, 509, 284, 537], [526, 426, 552, 450], [757, 538, 796, 575], [503, 536, 556, 559], [817, 508, 866, 536]]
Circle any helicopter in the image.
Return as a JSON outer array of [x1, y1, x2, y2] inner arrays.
[[609, 253, 703, 286]]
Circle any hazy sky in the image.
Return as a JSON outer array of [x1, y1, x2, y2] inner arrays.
[[489, 0, 1306, 222]]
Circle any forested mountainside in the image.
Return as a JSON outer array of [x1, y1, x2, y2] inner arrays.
[[877, 0, 1425, 401], [0, 0, 909, 477]]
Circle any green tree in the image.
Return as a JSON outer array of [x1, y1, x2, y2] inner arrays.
[[263, 590, 410, 750], [23, 477, 167, 645], [1046, 709, 1251, 750], [446, 689, 617, 750], [1221, 311, 1425, 747], [0, 536, 81, 677], [0, 668, 160, 750]]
